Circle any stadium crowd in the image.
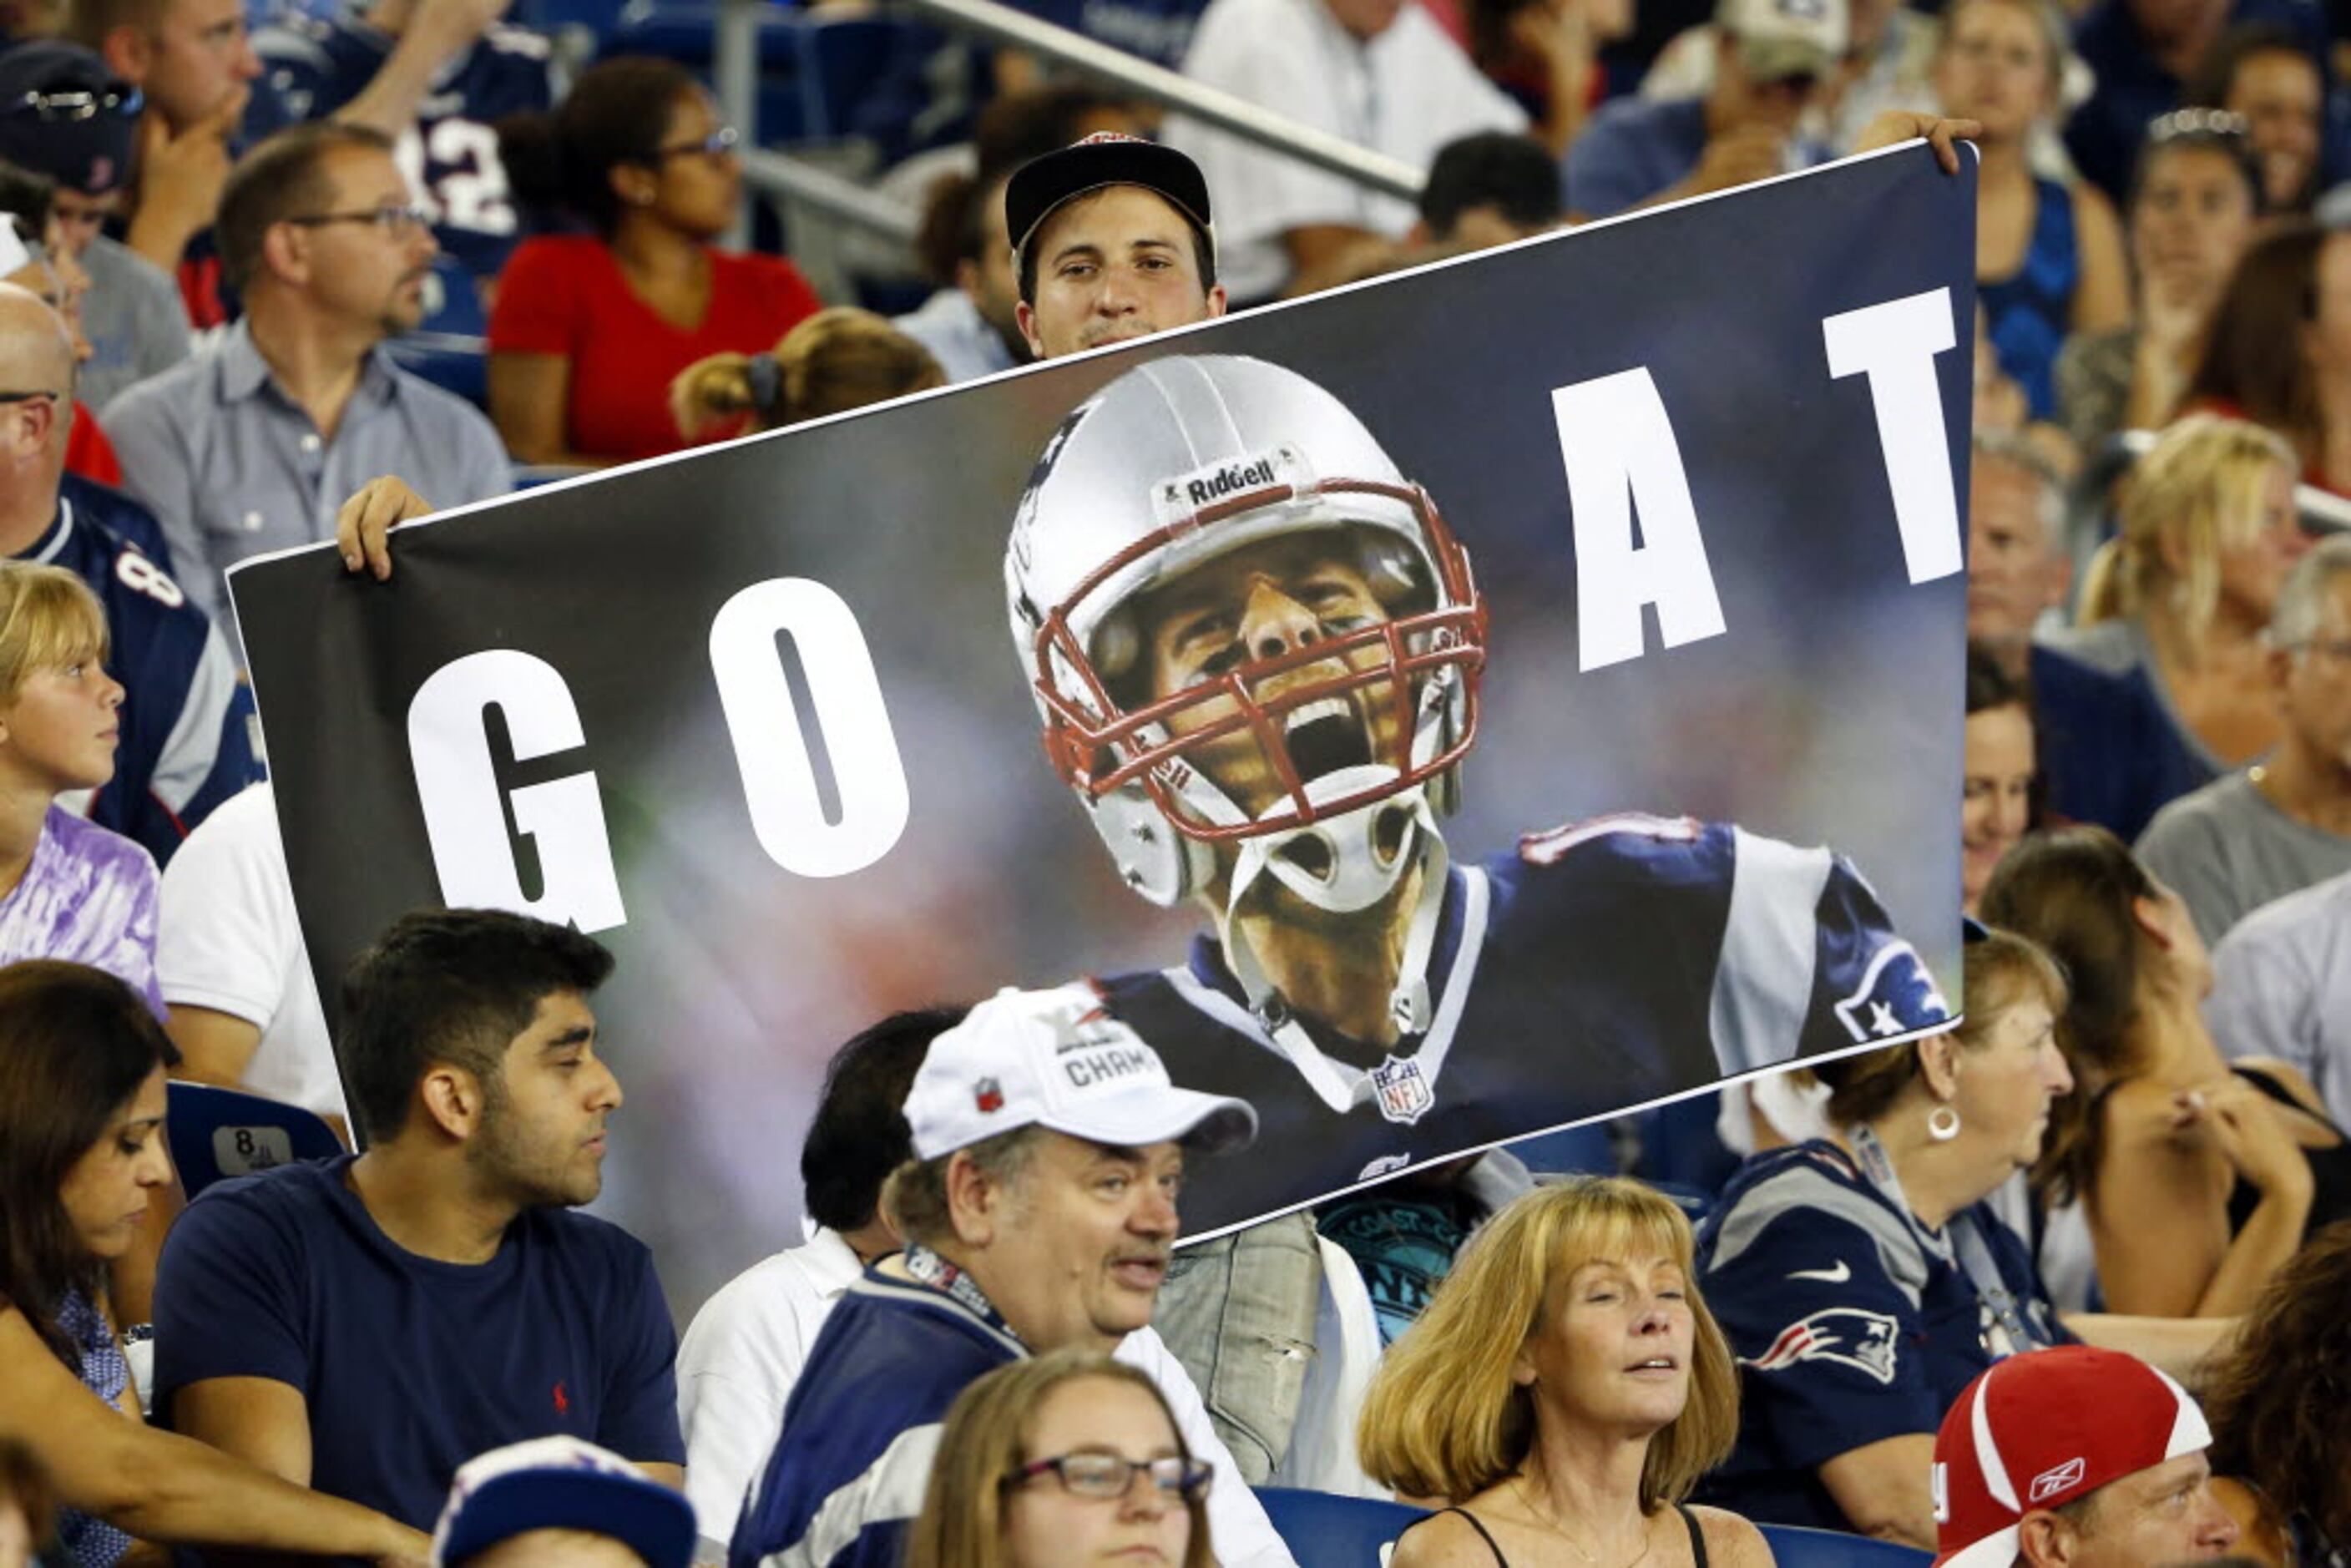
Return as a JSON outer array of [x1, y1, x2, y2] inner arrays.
[[0, 0, 2347, 1557]]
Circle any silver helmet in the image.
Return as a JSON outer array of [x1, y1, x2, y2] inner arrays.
[[1005, 354, 1485, 910]]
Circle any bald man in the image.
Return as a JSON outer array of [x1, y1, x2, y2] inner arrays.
[[0, 283, 260, 864]]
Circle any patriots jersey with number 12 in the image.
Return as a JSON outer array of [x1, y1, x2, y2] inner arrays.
[[257, 13, 559, 281]]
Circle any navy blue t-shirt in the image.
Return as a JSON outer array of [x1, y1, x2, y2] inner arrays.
[[1693, 1141, 2070, 1530], [152, 1156, 683, 1536]]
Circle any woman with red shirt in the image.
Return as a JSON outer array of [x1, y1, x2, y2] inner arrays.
[[491, 57, 822, 466]]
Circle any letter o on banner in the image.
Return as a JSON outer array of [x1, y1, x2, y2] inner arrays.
[[407, 650, 628, 933], [708, 578, 911, 878]]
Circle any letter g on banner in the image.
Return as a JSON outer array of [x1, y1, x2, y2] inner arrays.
[[709, 578, 910, 878], [408, 650, 628, 933]]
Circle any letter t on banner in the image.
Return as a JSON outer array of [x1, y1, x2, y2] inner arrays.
[[1554, 369, 1729, 672], [1822, 288, 1964, 585]]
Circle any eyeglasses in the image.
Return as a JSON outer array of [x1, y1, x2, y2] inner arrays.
[[6, 85, 142, 122], [1006, 1454, 1213, 1501], [285, 204, 433, 237], [653, 124, 741, 159]]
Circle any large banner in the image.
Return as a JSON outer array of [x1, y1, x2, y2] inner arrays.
[[235, 144, 1974, 1313]]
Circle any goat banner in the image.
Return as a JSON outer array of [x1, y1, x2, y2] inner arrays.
[[232, 142, 1974, 1313]]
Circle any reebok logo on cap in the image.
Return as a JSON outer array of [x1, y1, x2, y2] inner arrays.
[[1931, 1346, 2212, 1568]]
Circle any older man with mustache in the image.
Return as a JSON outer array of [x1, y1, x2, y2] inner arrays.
[[102, 119, 508, 638]]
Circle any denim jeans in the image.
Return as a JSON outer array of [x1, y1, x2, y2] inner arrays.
[[1153, 1211, 1322, 1482]]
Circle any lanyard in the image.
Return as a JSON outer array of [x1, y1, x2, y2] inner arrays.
[[903, 1243, 1025, 1347], [1847, 1126, 2050, 1358]]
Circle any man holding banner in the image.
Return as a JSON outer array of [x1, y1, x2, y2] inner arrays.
[[1006, 352, 1954, 1225]]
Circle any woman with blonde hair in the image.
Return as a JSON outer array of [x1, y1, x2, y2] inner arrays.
[[2032, 412, 2306, 837], [670, 307, 947, 443], [1359, 1177, 1767, 1567], [0, 561, 159, 1012], [904, 1348, 1212, 1568]]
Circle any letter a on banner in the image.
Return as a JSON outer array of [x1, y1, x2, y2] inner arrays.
[[407, 650, 628, 933], [1822, 288, 1964, 584], [1554, 369, 1728, 672]]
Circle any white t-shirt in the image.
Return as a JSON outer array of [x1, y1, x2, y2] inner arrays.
[[675, 1229, 1297, 1567], [154, 783, 348, 1121], [1165, 0, 1527, 302]]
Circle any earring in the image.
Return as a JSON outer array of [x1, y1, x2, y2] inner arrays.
[[1928, 1104, 1961, 1141]]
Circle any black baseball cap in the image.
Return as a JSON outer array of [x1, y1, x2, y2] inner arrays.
[[1005, 133, 1213, 270], [0, 42, 142, 198]]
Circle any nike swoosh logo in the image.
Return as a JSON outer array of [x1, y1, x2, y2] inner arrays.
[[1788, 1262, 1853, 1283]]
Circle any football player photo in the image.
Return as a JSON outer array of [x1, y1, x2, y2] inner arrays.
[[1005, 352, 1952, 1230]]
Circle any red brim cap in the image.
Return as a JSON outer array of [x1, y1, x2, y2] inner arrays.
[[1006, 134, 1214, 268]]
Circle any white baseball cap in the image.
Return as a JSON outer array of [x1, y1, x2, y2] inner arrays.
[[904, 984, 1257, 1161], [1716, 0, 1848, 80], [432, 1437, 696, 1568]]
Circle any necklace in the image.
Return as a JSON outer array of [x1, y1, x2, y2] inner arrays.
[[1507, 1475, 1654, 1568]]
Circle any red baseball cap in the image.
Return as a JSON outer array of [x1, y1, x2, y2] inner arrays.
[[1932, 1345, 2212, 1567]]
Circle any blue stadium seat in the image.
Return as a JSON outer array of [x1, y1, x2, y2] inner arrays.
[[386, 331, 489, 409], [166, 1080, 341, 1201], [1756, 1524, 1934, 1565], [1253, 1488, 1427, 1568], [1503, 1120, 1615, 1176]]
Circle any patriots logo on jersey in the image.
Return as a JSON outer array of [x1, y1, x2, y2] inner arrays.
[[1831, 940, 1951, 1044], [1370, 1054, 1434, 1124], [1744, 1307, 1901, 1384]]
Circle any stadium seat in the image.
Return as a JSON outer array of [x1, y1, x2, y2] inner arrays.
[[1756, 1524, 1934, 1565], [1253, 1487, 1427, 1568], [166, 1080, 341, 1201], [386, 331, 489, 410]]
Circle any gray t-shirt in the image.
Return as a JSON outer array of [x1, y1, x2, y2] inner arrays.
[[2135, 769, 2351, 945], [2208, 868, 2351, 1131], [77, 235, 191, 413]]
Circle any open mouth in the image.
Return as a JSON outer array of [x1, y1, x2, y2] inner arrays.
[[1626, 1356, 1679, 1374], [1282, 695, 1373, 784]]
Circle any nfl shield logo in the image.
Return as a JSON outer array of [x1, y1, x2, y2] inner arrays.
[[1370, 1055, 1433, 1125]]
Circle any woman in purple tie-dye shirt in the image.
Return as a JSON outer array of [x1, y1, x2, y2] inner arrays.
[[0, 561, 160, 1015]]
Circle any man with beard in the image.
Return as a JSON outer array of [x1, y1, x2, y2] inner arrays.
[[101, 120, 508, 633], [150, 908, 685, 1534], [1005, 352, 1951, 1234]]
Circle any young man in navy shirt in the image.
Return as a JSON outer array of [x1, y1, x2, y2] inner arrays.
[[151, 908, 685, 1537]]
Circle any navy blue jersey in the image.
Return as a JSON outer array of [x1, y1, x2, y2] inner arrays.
[[25, 483, 262, 865], [730, 1269, 1024, 1568], [1692, 1141, 2070, 1530], [152, 1156, 683, 1544], [256, 13, 558, 281], [1095, 817, 1950, 1236]]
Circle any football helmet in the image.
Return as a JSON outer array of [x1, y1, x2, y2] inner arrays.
[[1006, 354, 1487, 910]]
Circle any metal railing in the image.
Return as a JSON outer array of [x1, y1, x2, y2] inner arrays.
[[738, 147, 924, 242], [704, 0, 1425, 228], [894, 0, 1422, 200]]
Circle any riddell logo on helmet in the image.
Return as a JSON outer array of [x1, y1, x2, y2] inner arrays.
[[1151, 445, 1310, 530], [1181, 458, 1278, 507], [2029, 1457, 2086, 1504]]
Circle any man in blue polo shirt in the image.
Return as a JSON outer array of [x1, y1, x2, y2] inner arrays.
[[729, 984, 1261, 1568], [152, 908, 685, 1537]]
